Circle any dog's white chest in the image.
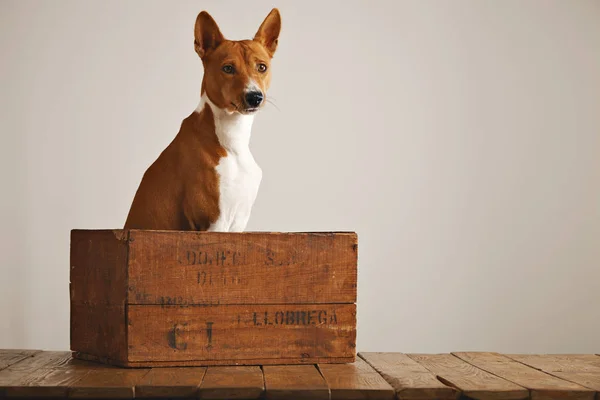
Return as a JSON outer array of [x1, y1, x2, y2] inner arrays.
[[210, 150, 262, 232]]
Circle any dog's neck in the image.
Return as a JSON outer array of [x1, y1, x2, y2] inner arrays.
[[196, 93, 255, 154]]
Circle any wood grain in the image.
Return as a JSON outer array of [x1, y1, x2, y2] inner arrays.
[[4, 367, 89, 398], [359, 352, 458, 400], [135, 367, 206, 398], [70, 229, 129, 364], [408, 354, 528, 400], [127, 304, 356, 363], [505, 354, 600, 392], [263, 365, 330, 400], [127, 230, 358, 305], [319, 357, 395, 399], [73, 352, 354, 368], [68, 368, 150, 399], [0, 350, 40, 371], [70, 229, 129, 306], [453, 352, 595, 400], [198, 366, 264, 399], [0, 351, 74, 396]]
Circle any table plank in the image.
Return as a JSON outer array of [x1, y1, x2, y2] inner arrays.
[[263, 365, 329, 400], [0, 350, 41, 371], [408, 353, 528, 400], [505, 354, 600, 392], [0, 351, 74, 396], [68, 368, 150, 399], [454, 352, 595, 400], [199, 366, 264, 399], [359, 352, 458, 400], [319, 357, 395, 400], [136, 367, 206, 398], [4, 366, 90, 398]]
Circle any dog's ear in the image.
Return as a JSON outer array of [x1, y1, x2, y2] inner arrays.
[[194, 11, 225, 59], [254, 8, 281, 57]]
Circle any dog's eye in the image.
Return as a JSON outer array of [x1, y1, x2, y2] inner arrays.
[[257, 63, 268, 73], [222, 65, 234, 74]]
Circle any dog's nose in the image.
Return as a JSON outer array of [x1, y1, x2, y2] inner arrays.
[[245, 91, 264, 108]]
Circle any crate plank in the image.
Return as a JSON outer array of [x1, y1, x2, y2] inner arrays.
[[263, 365, 329, 400], [70, 229, 129, 306], [135, 367, 206, 398], [318, 357, 395, 399], [453, 352, 595, 400], [0, 352, 73, 396], [359, 352, 458, 400], [127, 230, 358, 305], [198, 366, 264, 399], [0, 350, 40, 371], [408, 354, 528, 400], [68, 368, 150, 399], [70, 230, 129, 363], [127, 304, 356, 364], [505, 354, 600, 392], [70, 304, 126, 363]]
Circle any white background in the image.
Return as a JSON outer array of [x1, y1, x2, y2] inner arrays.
[[1, 0, 599, 353]]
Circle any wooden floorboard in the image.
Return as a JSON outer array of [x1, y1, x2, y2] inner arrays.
[[0, 350, 599, 399], [359, 352, 458, 400], [0, 350, 41, 371], [454, 352, 596, 400], [135, 366, 206, 398], [318, 357, 395, 400], [263, 365, 330, 400], [505, 354, 600, 392], [199, 366, 264, 399], [408, 353, 529, 400], [68, 368, 151, 399], [0, 351, 74, 397]]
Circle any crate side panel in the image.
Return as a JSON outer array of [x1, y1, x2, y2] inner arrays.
[[127, 231, 357, 305], [70, 304, 127, 363], [127, 304, 356, 363], [70, 229, 129, 306], [70, 229, 129, 363]]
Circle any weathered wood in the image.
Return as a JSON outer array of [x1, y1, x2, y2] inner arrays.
[[73, 352, 354, 368], [70, 229, 358, 367], [135, 367, 206, 398], [70, 230, 129, 364], [319, 357, 395, 399], [359, 352, 458, 400], [127, 230, 358, 305], [0, 350, 40, 371], [4, 367, 89, 398], [408, 354, 528, 400], [198, 366, 264, 399], [68, 368, 150, 399], [453, 352, 595, 400], [127, 304, 356, 364], [0, 352, 74, 396], [70, 304, 126, 364], [263, 365, 330, 400], [506, 354, 600, 391]]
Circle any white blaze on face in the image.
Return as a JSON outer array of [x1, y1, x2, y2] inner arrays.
[[245, 79, 262, 95]]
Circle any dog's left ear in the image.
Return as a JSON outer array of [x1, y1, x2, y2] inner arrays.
[[254, 8, 281, 57]]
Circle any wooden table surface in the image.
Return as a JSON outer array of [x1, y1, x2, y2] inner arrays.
[[1, 350, 599, 399]]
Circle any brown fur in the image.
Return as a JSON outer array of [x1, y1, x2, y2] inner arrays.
[[124, 9, 281, 230]]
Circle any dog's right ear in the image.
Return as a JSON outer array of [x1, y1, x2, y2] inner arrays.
[[194, 11, 225, 59]]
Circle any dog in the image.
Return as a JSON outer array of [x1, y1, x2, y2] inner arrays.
[[124, 9, 281, 232]]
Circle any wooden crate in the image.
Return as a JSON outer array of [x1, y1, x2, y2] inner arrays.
[[69, 229, 358, 367]]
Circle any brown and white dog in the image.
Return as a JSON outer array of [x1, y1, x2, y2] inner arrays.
[[124, 9, 281, 232]]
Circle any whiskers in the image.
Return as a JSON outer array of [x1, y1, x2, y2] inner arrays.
[[264, 96, 281, 112]]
